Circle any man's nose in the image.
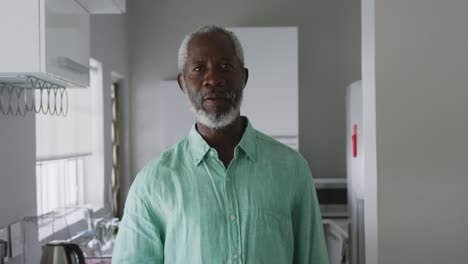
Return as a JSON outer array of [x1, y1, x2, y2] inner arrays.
[[203, 68, 225, 88]]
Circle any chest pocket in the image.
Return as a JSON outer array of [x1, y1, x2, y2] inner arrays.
[[253, 209, 294, 263]]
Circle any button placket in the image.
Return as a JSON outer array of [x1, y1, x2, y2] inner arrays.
[[225, 161, 242, 262]]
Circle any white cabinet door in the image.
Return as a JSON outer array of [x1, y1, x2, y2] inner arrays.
[[159, 81, 194, 149], [74, 0, 126, 14], [43, 0, 90, 87], [113, 0, 126, 13], [0, 0, 41, 73], [228, 27, 298, 137], [229, 27, 299, 149]]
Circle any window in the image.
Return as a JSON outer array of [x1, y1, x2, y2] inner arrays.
[[35, 59, 104, 216], [36, 157, 85, 215]]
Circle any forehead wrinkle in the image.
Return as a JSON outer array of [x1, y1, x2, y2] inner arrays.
[[188, 59, 206, 64]]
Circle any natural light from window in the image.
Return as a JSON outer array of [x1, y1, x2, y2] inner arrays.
[[35, 58, 104, 216]]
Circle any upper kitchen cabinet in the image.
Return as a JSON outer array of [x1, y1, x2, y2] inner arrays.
[[75, 0, 126, 14], [0, 0, 90, 88]]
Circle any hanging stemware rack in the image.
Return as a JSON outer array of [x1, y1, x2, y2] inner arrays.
[[0, 76, 68, 117]]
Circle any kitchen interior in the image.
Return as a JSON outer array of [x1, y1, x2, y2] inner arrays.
[[1, 0, 467, 264]]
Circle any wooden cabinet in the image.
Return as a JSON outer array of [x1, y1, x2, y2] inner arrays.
[[0, 0, 90, 87], [160, 27, 299, 150]]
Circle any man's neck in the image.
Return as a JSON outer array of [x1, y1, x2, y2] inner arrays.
[[196, 116, 245, 151]]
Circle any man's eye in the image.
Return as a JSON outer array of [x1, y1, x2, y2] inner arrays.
[[220, 64, 233, 70], [192, 66, 204, 72]]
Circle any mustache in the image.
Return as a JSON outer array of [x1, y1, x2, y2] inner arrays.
[[203, 94, 233, 100], [199, 91, 236, 100]]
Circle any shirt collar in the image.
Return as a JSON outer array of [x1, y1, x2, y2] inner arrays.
[[188, 116, 257, 166], [236, 117, 256, 162]]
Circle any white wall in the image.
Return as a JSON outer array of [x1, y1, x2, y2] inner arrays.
[[128, 0, 361, 179], [363, 0, 468, 263]]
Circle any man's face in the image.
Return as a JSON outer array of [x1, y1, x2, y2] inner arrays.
[[179, 33, 248, 128]]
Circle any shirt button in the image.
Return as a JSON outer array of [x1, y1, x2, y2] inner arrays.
[[226, 177, 231, 182], [233, 254, 239, 260], [210, 150, 215, 156], [230, 215, 237, 221]]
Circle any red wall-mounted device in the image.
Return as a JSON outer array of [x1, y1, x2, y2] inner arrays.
[[352, 124, 357, 158]]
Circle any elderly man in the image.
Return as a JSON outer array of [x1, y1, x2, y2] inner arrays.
[[113, 25, 329, 264]]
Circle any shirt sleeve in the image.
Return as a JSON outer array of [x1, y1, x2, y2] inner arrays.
[[292, 159, 330, 264], [112, 170, 165, 263]]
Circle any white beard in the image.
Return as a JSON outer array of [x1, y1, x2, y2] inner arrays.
[[181, 77, 244, 130], [186, 95, 242, 130]]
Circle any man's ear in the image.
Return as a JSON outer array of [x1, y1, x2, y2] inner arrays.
[[242, 68, 249, 89], [177, 73, 186, 94]]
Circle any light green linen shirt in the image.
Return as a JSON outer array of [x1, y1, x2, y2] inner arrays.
[[113, 118, 329, 264]]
